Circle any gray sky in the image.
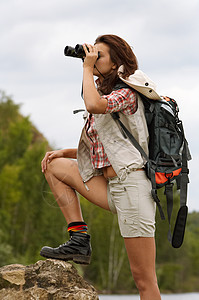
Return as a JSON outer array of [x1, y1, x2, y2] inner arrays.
[[0, 0, 199, 211]]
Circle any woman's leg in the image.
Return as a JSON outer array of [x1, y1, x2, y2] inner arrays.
[[40, 157, 110, 264], [43, 157, 110, 223], [124, 237, 161, 300]]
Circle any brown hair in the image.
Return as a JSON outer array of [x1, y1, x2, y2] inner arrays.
[[95, 34, 138, 94]]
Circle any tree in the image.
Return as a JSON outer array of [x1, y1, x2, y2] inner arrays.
[[0, 92, 66, 266]]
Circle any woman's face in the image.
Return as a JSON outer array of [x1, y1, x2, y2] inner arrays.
[[94, 43, 116, 81]]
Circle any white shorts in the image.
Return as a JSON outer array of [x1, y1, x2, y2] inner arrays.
[[107, 170, 156, 238]]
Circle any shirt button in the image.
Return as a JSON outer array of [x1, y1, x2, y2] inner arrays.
[[145, 82, 149, 86]]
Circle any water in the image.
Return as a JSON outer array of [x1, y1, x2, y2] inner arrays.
[[99, 293, 199, 299]]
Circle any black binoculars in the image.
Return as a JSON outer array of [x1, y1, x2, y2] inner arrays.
[[64, 44, 100, 60]]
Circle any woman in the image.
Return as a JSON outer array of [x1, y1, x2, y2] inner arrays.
[[40, 35, 161, 300]]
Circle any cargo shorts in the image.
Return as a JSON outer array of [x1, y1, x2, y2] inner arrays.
[[107, 169, 156, 238]]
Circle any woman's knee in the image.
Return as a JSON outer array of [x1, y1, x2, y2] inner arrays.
[[132, 267, 157, 292], [43, 159, 65, 184], [44, 158, 80, 188], [132, 269, 146, 291], [45, 158, 70, 174]]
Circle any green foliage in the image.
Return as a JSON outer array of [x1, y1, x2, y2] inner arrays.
[[0, 229, 15, 266], [0, 91, 66, 267], [157, 263, 183, 292], [0, 90, 199, 293]]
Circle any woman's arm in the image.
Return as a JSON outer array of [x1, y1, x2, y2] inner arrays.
[[82, 44, 108, 114], [83, 68, 107, 113], [62, 148, 77, 159]]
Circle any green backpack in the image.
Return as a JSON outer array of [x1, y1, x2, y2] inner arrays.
[[112, 82, 191, 248]]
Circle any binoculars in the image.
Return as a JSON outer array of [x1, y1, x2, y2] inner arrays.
[[64, 44, 100, 60]]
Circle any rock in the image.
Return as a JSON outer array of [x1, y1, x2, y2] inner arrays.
[[0, 259, 99, 299]]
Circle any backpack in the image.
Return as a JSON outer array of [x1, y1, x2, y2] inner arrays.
[[112, 81, 192, 248]]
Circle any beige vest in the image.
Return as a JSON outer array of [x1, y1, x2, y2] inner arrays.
[[77, 93, 149, 183]]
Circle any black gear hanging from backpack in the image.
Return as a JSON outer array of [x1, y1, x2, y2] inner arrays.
[[112, 81, 191, 248]]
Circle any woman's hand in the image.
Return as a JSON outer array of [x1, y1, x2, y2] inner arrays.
[[41, 149, 77, 173], [83, 44, 98, 70], [41, 149, 65, 173]]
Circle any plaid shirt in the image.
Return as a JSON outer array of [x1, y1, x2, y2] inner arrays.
[[85, 88, 137, 169]]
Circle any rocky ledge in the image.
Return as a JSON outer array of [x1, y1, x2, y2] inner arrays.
[[0, 259, 99, 299]]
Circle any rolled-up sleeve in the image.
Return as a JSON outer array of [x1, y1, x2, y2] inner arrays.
[[102, 88, 137, 115]]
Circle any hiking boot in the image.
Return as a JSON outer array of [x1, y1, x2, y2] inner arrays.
[[40, 232, 92, 265]]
